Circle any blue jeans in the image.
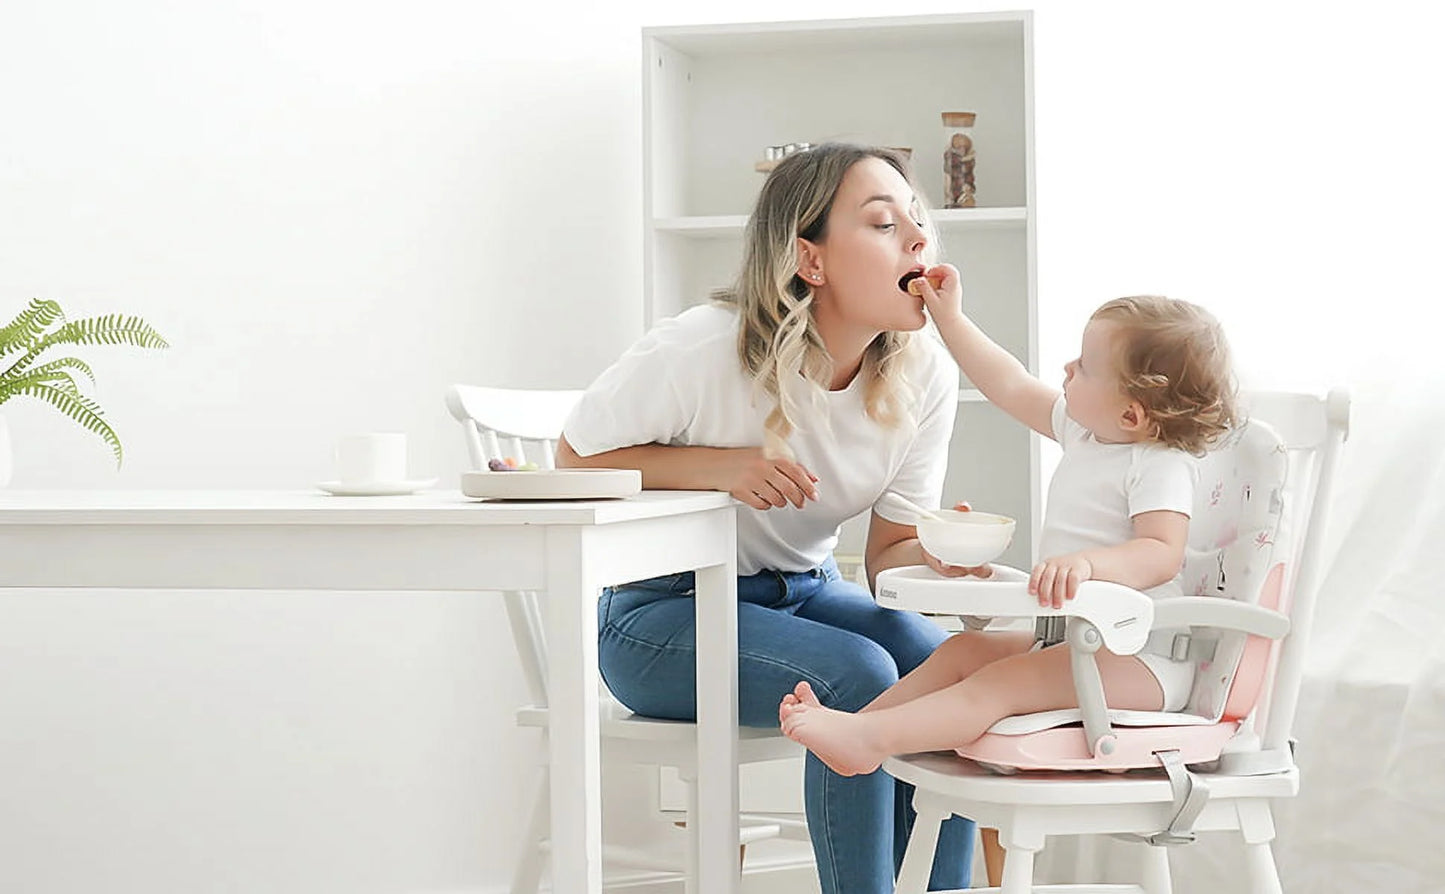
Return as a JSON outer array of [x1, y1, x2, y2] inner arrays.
[[598, 556, 975, 893]]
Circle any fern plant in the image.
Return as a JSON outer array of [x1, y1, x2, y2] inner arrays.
[[0, 298, 169, 466]]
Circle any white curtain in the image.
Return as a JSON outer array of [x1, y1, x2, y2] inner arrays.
[[1262, 382, 1445, 890]]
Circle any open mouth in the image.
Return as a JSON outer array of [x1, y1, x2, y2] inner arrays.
[[897, 270, 925, 294]]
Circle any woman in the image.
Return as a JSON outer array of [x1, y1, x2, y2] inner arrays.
[[558, 143, 980, 892]]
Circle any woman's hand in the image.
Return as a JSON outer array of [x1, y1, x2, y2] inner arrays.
[[911, 263, 965, 326], [721, 447, 819, 510], [919, 501, 993, 578], [921, 551, 995, 579], [1029, 552, 1095, 609]]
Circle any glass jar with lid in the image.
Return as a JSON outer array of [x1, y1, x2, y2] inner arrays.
[[942, 111, 977, 208]]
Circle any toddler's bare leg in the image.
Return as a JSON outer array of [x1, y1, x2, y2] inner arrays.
[[783, 645, 1163, 776], [871, 644, 1165, 756], [862, 630, 1033, 713]]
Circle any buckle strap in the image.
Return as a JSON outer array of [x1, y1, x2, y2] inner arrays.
[[1143, 629, 1193, 661], [1034, 615, 1067, 647], [1150, 749, 1210, 845], [1114, 749, 1211, 847]]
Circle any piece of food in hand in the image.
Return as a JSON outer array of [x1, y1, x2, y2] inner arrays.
[[898, 270, 924, 294], [898, 269, 945, 296]]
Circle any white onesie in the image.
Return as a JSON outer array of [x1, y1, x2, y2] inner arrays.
[[1041, 396, 1199, 711]]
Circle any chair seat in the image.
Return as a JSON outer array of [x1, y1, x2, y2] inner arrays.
[[516, 703, 801, 766], [957, 721, 1240, 772], [884, 750, 1299, 807], [987, 707, 1218, 736]]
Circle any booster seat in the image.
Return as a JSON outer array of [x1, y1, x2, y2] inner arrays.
[[875, 412, 1294, 828], [876, 389, 1348, 893]]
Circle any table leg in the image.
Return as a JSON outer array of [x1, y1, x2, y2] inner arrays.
[[693, 509, 739, 894], [544, 527, 603, 894]]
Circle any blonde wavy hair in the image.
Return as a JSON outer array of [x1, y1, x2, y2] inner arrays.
[[1091, 295, 1239, 455], [712, 143, 936, 459]]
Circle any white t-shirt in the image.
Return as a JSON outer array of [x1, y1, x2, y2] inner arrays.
[[1040, 396, 1198, 600], [563, 303, 959, 576]]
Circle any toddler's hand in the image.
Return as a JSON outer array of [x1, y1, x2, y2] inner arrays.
[[910, 263, 964, 325], [1029, 553, 1094, 609]]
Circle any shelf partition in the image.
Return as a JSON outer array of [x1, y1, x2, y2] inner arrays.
[[652, 206, 1027, 239]]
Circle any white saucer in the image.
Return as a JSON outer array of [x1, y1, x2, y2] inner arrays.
[[460, 468, 642, 501], [316, 477, 439, 496]]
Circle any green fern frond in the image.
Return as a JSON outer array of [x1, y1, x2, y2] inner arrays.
[[0, 359, 90, 402], [46, 315, 171, 351], [0, 299, 165, 467], [48, 374, 82, 396], [2, 314, 168, 384], [0, 298, 65, 356], [24, 356, 94, 387], [14, 379, 123, 466]]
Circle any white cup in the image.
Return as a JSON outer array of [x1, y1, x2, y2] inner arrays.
[[335, 432, 407, 485]]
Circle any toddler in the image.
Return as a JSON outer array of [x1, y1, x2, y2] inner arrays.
[[779, 269, 1238, 778]]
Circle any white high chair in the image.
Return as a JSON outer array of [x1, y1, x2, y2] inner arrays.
[[444, 384, 805, 893], [874, 388, 1349, 894]]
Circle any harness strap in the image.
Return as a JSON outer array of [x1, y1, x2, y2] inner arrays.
[[1033, 615, 1067, 648], [1114, 749, 1211, 847]]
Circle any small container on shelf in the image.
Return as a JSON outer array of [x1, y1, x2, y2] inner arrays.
[[755, 143, 912, 173], [941, 111, 977, 208], [755, 141, 814, 173]]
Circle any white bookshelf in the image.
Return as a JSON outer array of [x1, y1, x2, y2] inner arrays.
[[641, 11, 1039, 570]]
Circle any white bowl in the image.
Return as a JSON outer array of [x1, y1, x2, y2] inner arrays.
[[916, 510, 1016, 566]]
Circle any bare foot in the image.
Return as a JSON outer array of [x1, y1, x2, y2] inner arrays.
[[778, 680, 816, 726], [780, 681, 888, 777], [778, 691, 800, 726], [792, 680, 820, 706]]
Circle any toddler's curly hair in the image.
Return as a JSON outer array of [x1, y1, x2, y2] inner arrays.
[[1091, 296, 1239, 455]]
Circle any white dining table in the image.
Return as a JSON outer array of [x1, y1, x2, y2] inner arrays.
[[0, 488, 742, 894]]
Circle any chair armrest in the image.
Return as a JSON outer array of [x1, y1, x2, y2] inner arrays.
[[874, 567, 1154, 655], [1151, 597, 1291, 639]]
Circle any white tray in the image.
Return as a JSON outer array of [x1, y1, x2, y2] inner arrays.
[[460, 468, 642, 501]]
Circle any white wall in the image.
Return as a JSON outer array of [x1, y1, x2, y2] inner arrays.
[[1, 0, 654, 489], [2, 1, 1442, 892]]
